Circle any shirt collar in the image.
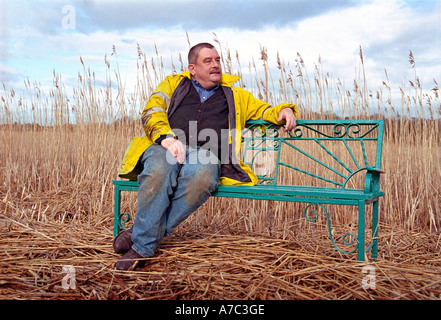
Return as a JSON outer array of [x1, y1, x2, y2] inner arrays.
[[191, 77, 219, 91]]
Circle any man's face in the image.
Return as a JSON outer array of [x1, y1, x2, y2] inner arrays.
[[188, 48, 222, 89]]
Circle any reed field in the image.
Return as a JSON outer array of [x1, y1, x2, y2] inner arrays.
[[1, 43, 440, 300]]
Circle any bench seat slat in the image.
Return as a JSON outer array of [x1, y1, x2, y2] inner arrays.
[[113, 180, 383, 200], [211, 192, 361, 205], [214, 185, 382, 201], [113, 180, 382, 201]]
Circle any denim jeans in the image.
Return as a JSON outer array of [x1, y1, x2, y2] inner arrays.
[[131, 144, 220, 257]]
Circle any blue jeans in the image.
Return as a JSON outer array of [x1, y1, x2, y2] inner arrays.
[[131, 144, 220, 257]]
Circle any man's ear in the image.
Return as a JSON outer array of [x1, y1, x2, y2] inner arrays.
[[188, 64, 196, 76]]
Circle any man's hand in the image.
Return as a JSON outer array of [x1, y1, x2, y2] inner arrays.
[[277, 107, 297, 131], [161, 138, 186, 164]]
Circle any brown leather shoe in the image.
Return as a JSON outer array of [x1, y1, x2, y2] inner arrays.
[[113, 227, 133, 254], [114, 248, 146, 271]]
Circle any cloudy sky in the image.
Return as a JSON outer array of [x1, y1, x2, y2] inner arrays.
[[1, 0, 440, 114]]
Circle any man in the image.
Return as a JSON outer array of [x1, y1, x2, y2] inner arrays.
[[114, 43, 297, 270]]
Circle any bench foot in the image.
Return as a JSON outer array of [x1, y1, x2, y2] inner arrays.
[[113, 184, 134, 236]]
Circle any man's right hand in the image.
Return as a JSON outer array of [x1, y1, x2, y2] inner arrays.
[[160, 138, 186, 164]]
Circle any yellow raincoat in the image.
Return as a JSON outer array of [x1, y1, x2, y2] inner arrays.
[[118, 71, 297, 185]]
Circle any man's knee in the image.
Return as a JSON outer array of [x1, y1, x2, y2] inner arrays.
[[183, 164, 220, 206]]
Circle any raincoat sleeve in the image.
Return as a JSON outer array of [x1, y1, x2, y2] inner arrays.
[[140, 76, 179, 143], [236, 88, 298, 125]]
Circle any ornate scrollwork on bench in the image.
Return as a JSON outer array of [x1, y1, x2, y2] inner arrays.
[[118, 212, 132, 231], [304, 203, 358, 255], [242, 120, 383, 188]]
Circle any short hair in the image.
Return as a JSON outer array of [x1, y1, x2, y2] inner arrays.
[[188, 42, 216, 65]]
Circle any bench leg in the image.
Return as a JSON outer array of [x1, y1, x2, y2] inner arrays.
[[114, 186, 121, 237], [371, 200, 379, 260], [357, 201, 366, 261]]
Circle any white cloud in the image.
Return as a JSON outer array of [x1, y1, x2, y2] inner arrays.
[[1, 0, 439, 117]]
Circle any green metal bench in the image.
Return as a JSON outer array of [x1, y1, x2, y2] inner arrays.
[[113, 119, 385, 261]]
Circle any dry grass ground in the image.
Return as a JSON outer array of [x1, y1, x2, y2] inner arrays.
[[1, 215, 440, 300]]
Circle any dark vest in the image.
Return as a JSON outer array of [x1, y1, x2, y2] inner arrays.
[[167, 77, 252, 183], [168, 84, 229, 161]]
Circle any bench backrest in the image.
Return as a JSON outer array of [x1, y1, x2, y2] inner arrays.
[[242, 119, 384, 188]]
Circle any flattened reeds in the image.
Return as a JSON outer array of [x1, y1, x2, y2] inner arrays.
[[1, 215, 440, 300]]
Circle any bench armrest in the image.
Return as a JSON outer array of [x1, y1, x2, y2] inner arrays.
[[364, 167, 385, 193], [365, 166, 386, 174]]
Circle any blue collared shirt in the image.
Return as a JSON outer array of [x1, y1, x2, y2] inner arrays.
[[191, 78, 220, 102]]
